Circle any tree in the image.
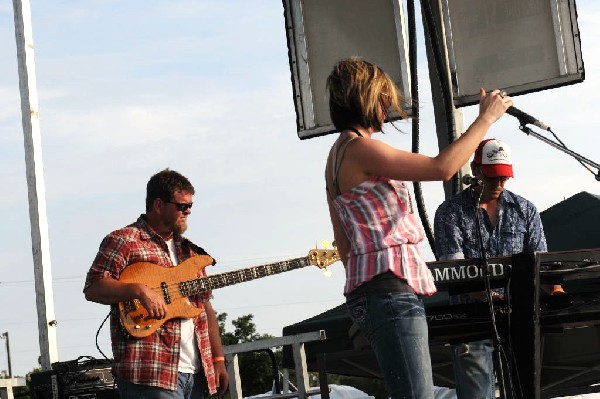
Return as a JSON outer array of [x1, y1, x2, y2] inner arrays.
[[218, 312, 282, 397]]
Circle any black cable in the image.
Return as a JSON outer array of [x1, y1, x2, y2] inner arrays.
[[518, 123, 598, 180], [263, 349, 282, 394], [419, 0, 461, 195], [504, 275, 525, 399], [62, 355, 100, 386], [469, 185, 516, 398], [248, 349, 281, 394], [52, 310, 111, 386], [548, 128, 596, 178], [95, 310, 111, 360], [406, 0, 437, 259]]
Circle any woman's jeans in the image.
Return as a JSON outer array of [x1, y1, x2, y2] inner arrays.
[[346, 292, 434, 399], [116, 373, 205, 399]]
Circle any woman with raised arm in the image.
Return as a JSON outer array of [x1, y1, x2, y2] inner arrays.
[[324, 57, 511, 399]]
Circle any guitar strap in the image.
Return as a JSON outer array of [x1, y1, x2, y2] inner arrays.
[[185, 240, 216, 266]]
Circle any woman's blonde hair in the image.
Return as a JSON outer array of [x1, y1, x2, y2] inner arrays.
[[326, 56, 409, 132]]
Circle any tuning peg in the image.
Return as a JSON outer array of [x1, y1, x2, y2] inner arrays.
[[323, 268, 332, 278], [321, 240, 332, 249]]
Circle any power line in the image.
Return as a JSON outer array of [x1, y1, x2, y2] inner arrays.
[[0, 253, 316, 286], [215, 298, 342, 311]]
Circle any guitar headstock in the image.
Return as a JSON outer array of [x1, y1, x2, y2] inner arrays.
[[307, 244, 340, 269]]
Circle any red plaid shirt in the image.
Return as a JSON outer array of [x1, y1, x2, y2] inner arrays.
[[84, 215, 219, 393]]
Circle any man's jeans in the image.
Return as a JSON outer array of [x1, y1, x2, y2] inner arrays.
[[451, 339, 495, 399], [117, 372, 205, 399], [347, 292, 434, 399], [449, 292, 496, 399]]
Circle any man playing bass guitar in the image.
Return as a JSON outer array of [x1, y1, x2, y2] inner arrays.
[[84, 168, 228, 399]]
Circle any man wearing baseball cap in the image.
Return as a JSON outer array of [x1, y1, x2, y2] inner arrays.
[[433, 139, 563, 399]]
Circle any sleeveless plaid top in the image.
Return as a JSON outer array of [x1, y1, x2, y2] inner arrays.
[[332, 176, 437, 296]]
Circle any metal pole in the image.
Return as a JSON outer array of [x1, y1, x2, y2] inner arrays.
[[1, 333, 12, 378], [11, 0, 60, 369]]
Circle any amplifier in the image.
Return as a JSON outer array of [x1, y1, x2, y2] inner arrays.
[[30, 358, 117, 399], [62, 388, 119, 399], [61, 367, 114, 392]]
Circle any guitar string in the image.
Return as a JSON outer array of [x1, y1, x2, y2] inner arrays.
[[139, 256, 315, 303], [128, 253, 337, 314], [124, 255, 336, 327]]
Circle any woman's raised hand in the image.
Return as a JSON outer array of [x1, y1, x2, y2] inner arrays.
[[478, 88, 512, 125]]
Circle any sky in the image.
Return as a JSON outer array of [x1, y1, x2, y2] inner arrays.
[[0, 0, 598, 377]]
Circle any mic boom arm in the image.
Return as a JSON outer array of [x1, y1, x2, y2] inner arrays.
[[518, 125, 600, 181]]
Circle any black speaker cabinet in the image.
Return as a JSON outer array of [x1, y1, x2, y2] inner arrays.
[[30, 358, 118, 399]]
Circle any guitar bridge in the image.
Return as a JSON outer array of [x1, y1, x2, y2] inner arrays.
[[161, 282, 171, 304]]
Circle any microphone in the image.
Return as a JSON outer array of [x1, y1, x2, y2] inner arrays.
[[462, 175, 481, 186], [506, 106, 550, 131]]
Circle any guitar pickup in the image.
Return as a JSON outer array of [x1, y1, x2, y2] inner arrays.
[[122, 300, 139, 314]]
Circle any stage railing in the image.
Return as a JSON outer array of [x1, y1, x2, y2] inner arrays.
[[223, 330, 328, 399], [0, 377, 25, 399]]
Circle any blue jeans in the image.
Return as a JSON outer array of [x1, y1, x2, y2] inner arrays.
[[449, 294, 496, 399], [451, 339, 495, 399], [116, 373, 205, 399], [347, 292, 434, 399]]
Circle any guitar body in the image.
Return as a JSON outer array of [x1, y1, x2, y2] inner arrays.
[[118, 255, 215, 338]]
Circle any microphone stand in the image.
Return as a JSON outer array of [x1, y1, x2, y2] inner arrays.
[[469, 186, 513, 399], [518, 125, 600, 181]]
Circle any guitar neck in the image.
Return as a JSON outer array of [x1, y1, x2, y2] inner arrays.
[[180, 256, 311, 296]]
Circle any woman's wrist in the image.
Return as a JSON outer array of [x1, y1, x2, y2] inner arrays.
[[473, 113, 496, 129]]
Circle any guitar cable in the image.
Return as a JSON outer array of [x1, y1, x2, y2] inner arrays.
[[95, 309, 112, 360]]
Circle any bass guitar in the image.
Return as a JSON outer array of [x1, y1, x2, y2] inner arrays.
[[118, 247, 339, 338]]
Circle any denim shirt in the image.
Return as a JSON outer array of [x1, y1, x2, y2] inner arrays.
[[433, 188, 547, 261]]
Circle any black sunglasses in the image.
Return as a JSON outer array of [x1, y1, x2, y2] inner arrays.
[[164, 200, 193, 212]]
